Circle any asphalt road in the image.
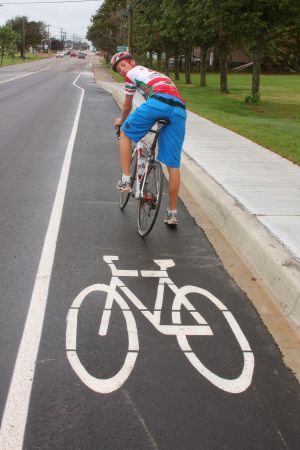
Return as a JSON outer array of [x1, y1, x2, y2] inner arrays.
[[0, 56, 299, 450]]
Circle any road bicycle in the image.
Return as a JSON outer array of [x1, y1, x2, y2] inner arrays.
[[66, 256, 254, 395], [117, 119, 169, 237]]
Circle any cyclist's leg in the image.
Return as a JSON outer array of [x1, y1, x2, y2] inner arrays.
[[157, 110, 186, 219], [167, 166, 180, 211], [119, 130, 132, 176], [119, 104, 156, 187]]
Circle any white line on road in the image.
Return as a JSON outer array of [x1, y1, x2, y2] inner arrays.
[[0, 63, 54, 85], [0, 73, 84, 450]]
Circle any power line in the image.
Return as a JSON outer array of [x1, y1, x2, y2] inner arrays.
[[0, 0, 100, 4]]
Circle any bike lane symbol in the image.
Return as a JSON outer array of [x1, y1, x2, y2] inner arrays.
[[66, 256, 254, 394]]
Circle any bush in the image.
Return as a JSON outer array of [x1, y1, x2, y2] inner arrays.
[[245, 93, 261, 104]]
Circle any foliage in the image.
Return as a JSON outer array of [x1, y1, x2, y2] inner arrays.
[[0, 25, 20, 66], [5, 16, 47, 52], [244, 93, 261, 104], [87, 0, 127, 60], [89, 0, 300, 98]]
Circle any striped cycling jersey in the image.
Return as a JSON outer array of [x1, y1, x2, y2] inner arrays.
[[125, 65, 185, 102]]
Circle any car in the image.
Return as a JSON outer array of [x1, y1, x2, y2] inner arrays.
[[56, 52, 64, 58], [70, 51, 77, 57], [77, 52, 86, 59]]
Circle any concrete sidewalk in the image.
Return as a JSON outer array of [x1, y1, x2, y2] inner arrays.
[[92, 58, 300, 376]]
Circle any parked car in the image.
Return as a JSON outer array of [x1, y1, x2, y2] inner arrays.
[[70, 51, 77, 57], [56, 52, 64, 58], [77, 52, 86, 59]]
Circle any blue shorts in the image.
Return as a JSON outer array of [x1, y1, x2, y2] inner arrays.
[[121, 94, 187, 168]]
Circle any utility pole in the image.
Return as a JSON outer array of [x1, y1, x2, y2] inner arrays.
[[47, 24, 51, 53], [22, 16, 25, 60], [127, 0, 133, 53], [60, 28, 63, 50]]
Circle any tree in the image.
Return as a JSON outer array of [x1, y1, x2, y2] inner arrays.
[[87, 0, 127, 61], [240, 0, 296, 102], [0, 25, 20, 66], [201, 0, 244, 94], [6, 16, 47, 56], [188, 0, 217, 87], [160, 0, 195, 84], [131, 0, 163, 69]]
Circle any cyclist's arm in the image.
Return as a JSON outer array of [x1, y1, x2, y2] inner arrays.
[[115, 95, 133, 127]]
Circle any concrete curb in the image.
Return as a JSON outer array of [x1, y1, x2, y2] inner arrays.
[[95, 78, 300, 334], [180, 152, 300, 331]]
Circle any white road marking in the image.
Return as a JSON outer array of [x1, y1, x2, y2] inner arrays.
[[0, 73, 84, 450], [0, 63, 54, 85], [66, 284, 139, 393], [65, 254, 254, 395]]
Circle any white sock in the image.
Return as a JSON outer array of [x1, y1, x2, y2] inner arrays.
[[122, 174, 130, 183]]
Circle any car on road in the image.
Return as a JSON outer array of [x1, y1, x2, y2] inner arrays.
[[77, 52, 86, 59], [56, 52, 64, 58], [70, 51, 77, 57]]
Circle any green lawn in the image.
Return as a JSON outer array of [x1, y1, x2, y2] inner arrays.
[[0, 52, 50, 67], [172, 73, 300, 165], [101, 60, 300, 165]]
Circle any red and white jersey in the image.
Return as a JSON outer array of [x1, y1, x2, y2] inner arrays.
[[125, 65, 184, 101]]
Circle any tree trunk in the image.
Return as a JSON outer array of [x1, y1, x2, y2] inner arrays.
[[251, 45, 264, 98], [149, 50, 153, 69], [1, 50, 4, 66], [219, 42, 229, 93], [218, 29, 229, 93], [200, 46, 208, 87], [185, 49, 191, 84], [164, 50, 169, 76], [157, 51, 161, 71], [174, 44, 180, 80]]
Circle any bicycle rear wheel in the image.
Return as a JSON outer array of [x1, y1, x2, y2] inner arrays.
[[138, 161, 163, 237], [119, 151, 137, 210]]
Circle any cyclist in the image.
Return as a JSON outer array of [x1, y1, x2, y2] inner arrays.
[[111, 51, 187, 226]]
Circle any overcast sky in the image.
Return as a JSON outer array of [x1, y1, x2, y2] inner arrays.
[[0, 0, 103, 41]]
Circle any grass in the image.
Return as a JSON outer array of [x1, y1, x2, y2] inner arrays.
[[101, 59, 300, 165], [172, 72, 300, 165], [0, 52, 51, 67]]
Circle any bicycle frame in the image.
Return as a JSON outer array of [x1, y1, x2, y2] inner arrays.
[[131, 122, 164, 199]]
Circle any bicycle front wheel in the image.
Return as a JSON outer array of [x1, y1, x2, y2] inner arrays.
[[138, 161, 163, 237], [119, 151, 137, 210]]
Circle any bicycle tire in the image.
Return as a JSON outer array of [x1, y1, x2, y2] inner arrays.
[[119, 151, 137, 210], [66, 283, 139, 394], [138, 161, 163, 237], [172, 286, 254, 394]]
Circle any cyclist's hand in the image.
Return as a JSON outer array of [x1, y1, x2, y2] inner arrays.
[[114, 117, 122, 128]]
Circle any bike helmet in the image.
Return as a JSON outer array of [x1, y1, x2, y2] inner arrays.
[[110, 51, 133, 72]]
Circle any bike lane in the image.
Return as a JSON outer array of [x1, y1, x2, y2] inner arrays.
[[19, 74, 300, 449]]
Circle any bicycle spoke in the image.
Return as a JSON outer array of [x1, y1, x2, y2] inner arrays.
[[138, 161, 163, 236]]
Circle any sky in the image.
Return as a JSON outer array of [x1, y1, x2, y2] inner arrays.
[[0, 0, 103, 41]]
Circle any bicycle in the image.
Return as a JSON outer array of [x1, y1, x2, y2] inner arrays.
[[117, 119, 169, 237], [66, 255, 254, 395]]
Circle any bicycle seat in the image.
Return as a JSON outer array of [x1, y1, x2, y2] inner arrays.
[[156, 119, 170, 126]]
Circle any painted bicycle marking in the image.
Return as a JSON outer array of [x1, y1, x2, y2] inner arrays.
[[66, 256, 254, 394]]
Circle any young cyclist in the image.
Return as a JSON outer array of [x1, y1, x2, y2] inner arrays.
[[111, 51, 187, 226]]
